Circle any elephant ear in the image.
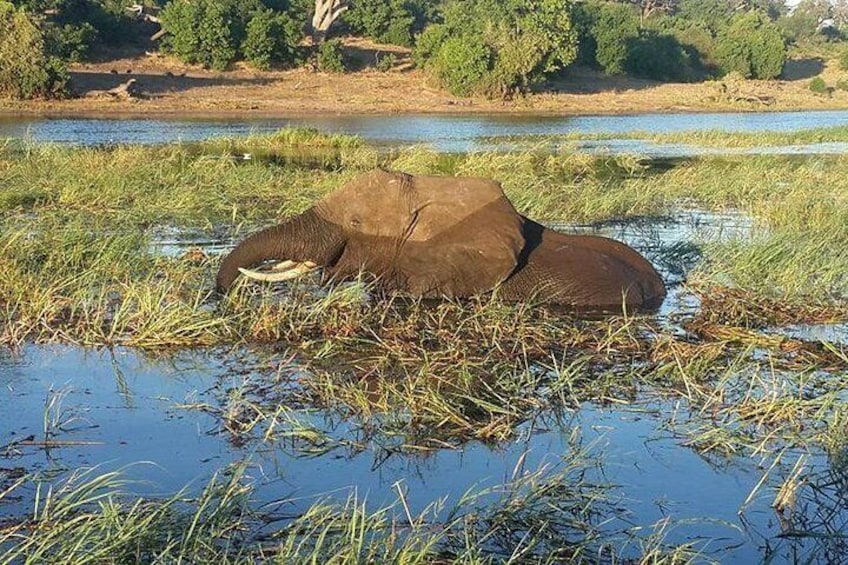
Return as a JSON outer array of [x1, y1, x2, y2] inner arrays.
[[396, 174, 525, 298]]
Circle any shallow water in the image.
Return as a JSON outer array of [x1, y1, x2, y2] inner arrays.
[[1, 343, 845, 563], [4, 111, 848, 154]]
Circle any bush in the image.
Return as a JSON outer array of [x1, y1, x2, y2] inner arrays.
[[415, 0, 578, 98], [840, 47, 848, 71], [45, 21, 98, 62], [375, 52, 397, 72], [0, 2, 67, 99], [412, 23, 449, 68], [715, 12, 786, 79], [242, 8, 300, 70], [592, 2, 640, 75], [161, 0, 264, 70], [625, 31, 691, 81], [161, 0, 301, 71], [317, 38, 346, 72], [434, 35, 491, 96], [809, 76, 830, 94], [344, 0, 435, 47], [571, 1, 600, 67]]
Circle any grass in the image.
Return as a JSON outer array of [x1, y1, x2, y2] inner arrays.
[[0, 433, 723, 563], [1, 128, 848, 561], [483, 124, 848, 150]]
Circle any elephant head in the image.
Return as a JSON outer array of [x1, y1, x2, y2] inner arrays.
[[216, 169, 666, 312]]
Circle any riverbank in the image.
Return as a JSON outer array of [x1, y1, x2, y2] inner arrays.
[[3, 38, 848, 118]]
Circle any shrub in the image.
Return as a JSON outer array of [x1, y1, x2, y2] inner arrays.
[[434, 35, 491, 96], [317, 38, 346, 72], [809, 76, 830, 94], [625, 31, 691, 82], [571, 1, 600, 67], [45, 22, 98, 62], [715, 12, 786, 79], [592, 2, 640, 75], [412, 23, 449, 68], [375, 52, 397, 72], [840, 47, 848, 71], [160, 0, 264, 70], [0, 2, 67, 99], [344, 0, 433, 47], [242, 8, 300, 70], [415, 0, 578, 98]]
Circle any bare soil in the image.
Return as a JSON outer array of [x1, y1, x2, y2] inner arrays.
[[3, 38, 848, 118]]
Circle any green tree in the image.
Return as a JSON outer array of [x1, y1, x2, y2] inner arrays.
[[344, 0, 434, 46], [434, 34, 491, 95], [625, 30, 691, 81], [160, 0, 301, 70], [416, 0, 578, 97], [592, 2, 640, 74], [0, 2, 67, 99], [715, 11, 785, 79], [243, 8, 300, 69]]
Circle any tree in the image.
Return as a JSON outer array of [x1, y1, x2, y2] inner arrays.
[[415, 0, 578, 98], [715, 11, 785, 79], [311, 0, 347, 43], [593, 2, 640, 74], [0, 1, 67, 98]]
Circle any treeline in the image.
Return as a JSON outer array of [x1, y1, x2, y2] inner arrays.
[[1, 0, 847, 99]]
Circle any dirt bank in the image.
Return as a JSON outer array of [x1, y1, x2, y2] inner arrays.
[[3, 39, 848, 119]]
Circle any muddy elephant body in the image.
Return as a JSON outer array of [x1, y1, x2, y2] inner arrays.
[[216, 169, 666, 312]]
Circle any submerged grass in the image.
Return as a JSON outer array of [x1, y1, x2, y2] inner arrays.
[[0, 434, 719, 564]]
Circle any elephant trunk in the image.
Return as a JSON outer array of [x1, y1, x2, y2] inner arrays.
[[216, 209, 344, 292]]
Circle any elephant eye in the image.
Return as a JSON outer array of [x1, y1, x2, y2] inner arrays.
[[349, 217, 362, 228]]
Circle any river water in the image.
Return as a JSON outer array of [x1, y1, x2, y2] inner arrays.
[[3, 110, 848, 154]]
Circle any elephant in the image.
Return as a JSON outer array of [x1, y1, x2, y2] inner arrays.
[[216, 169, 666, 312]]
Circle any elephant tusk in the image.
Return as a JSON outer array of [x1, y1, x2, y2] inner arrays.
[[238, 261, 318, 282], [270, 260, 298, 272]]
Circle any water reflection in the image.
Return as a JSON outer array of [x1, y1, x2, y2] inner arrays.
[[1, 344, 845, 562]]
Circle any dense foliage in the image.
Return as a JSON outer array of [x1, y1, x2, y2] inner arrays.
[[11, 0, 153, 61], [414, 0, 578, 98], [160, 0, 302, 70], [317, 37, 346, 72], [0, 1, 67, 99], [714, 12, 786, 79], [2, 0, 841, 98], [343, 0, 436, 47]]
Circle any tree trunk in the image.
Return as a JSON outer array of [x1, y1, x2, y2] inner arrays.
[[311, 0, 348, 45]]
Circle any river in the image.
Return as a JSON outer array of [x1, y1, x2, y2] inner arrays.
[[3, 110, 848, 153]]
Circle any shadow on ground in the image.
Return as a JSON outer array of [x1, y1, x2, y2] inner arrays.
[[69, 71, 279, 98], [782, 57, 826, 81]]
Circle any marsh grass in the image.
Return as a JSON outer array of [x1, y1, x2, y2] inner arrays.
[[481, 125, 848, 149], [0, 432, 718, 564], [3, 129, 848, 562], [2, 131, 848, 452]]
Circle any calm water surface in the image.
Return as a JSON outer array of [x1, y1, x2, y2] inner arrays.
[[4, 110, 848, 153]]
